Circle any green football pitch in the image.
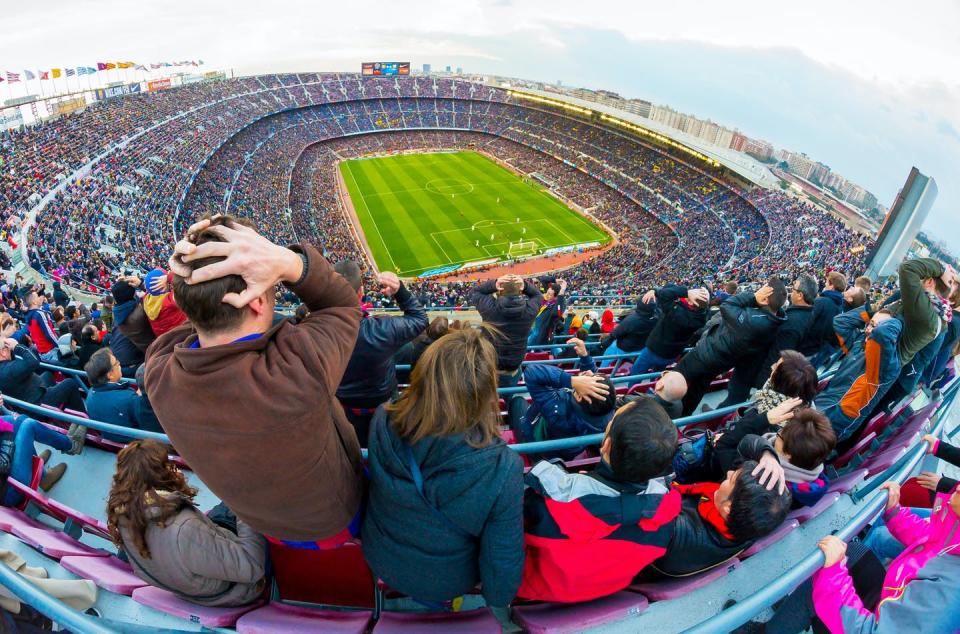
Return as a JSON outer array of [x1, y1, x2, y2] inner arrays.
[[339, 151, 611, 277]]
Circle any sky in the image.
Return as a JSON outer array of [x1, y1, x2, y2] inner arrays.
[[3, 0, 958, 252]]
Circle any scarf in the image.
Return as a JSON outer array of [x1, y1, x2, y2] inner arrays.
[[761, 432, 824, 483], [673, 482, 735, 540], [752, 382, 791, 415], [930, 291, 953, 325]]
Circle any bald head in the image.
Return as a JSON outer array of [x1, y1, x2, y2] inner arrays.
[[655, 371, 688, 402]]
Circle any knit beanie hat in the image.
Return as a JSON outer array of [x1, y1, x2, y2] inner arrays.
[[111, 281, 136, 304]]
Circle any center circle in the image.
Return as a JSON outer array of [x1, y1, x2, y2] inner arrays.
[[425, 178, 474, 196]]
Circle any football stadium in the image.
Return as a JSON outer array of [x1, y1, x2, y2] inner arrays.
[[0, 7, 958, 634]]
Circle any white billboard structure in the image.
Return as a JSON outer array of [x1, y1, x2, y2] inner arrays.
[[865, 167, 938, 279]]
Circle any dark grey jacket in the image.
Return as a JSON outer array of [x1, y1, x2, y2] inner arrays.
[[470, 280, 543, 371], [336, 284, 428, 407], [361, 407, 524, 606]]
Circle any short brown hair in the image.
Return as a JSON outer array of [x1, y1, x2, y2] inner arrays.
[[85, 347, 116, 387], [500, 279, 522, 296], [425, 316, 449, 341], [855, 276, 871, 292], [771, 350, 818, 404], [779, 409, 836, 470], [386, 327, 500, 448], [172, 215, 247, 334], [846, 286, 866, 308], [827, 271, 847, 292], [724, 281, 739, 295]]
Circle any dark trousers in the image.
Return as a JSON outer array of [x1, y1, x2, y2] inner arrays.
[[718, 363, 760, 409], [681, 373, 717, 417], [38, 377, 86, 412]]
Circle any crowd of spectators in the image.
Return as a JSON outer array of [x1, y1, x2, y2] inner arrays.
[[0, 202, 955, 631], [3, 75, 872, 310]]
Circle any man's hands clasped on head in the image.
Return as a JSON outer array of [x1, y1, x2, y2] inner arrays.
[[169, 216, 304, 308]]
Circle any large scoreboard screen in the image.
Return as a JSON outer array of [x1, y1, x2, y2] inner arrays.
[[361, 62, 410, 76]]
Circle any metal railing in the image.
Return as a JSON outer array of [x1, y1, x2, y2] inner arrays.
[[682, 377, 959, 633], [2, 374, 944, 634]]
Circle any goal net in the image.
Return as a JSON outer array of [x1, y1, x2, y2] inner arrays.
[[507, 240, 539, 259]]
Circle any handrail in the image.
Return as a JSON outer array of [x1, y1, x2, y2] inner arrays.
[[3, 396, 169, 442], [0, 559, 115, 634], [395, 351, 641, 371], [683, 378, 959, 633], [38, 361, 138, 385], [508, 402, 746, 455]]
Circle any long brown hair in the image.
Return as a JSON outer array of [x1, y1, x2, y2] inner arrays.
[[107, 439, 197, 559], [386, 327, 500, 448]]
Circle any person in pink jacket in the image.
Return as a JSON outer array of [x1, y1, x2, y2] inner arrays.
[[812, 480, 960, 633]]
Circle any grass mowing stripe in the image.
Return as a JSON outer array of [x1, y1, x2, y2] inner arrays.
[[341, 161, 398, 272], [339, 151, 611, 277]]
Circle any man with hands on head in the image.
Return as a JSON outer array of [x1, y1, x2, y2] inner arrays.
[[333, 260, 428, 447], [509, 336, 616, 460], [469, 273, 542, 386], [145, 215, 364, 547], [626, 285, 710, 372]]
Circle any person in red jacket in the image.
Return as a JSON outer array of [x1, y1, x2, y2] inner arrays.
[[518, 396, 681, 603], [141, 268, 188, 337]]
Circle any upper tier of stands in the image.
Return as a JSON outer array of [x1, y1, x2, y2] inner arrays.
[[1, 74, 871, 296]]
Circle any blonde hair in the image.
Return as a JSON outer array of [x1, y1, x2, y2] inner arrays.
[[386, 327, 500, 448]]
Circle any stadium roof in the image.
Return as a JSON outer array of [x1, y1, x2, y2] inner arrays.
[[504, 87, 780, 189]]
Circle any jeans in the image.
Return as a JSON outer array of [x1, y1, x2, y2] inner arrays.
[[3, 416, 72, 506], [863, 507, 932, 563], [626, 347, 674, 372]]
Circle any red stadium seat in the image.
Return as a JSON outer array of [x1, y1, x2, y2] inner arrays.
[[268, 540, 377, 609]]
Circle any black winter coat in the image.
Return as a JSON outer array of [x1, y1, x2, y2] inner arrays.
[[607, 302, 659, 353], [361, 407, 524, 607], [676, 292, 786, 379], [470, 280, 543, 371], [646, 285, 709, 359], [337, 284, 428, 407], [798, 291, 844, 355], [753, 304, 815, 387], [651, 494, 748, 577], [0, 345, 45, 404]]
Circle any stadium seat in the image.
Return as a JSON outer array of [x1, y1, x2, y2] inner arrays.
[[236, 602, 372, 634], [862, 445, 910, 476], [373, 608, 501, 633], [60, 555, 148, 595], [268, 540, 376, 608], [899, 477, 936, 509], [741, 520, 800, 558], [6, 478, 112, 541], [131, 586, 263, 628], [832, 432, 878, 469], [629, 561, 740, 601], [0, 506, 46, 534], [10, 525, 109, 559], [524, 352, 551, 362], [512, 591, 648, 633], [787, 492, 841, 524], [827, 469, 869, 494]]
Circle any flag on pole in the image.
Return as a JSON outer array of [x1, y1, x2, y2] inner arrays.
[[39, 71, 49, 80], [51, 68, 62, 78], [65, 68, 76, 77], [24, 70, 35, 80], [134, 64, 147, 71], [117, 62, 133, 69], [77, 67, 95, 75], [0, 77, 4, 84], [6, 72, 20, 83]]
